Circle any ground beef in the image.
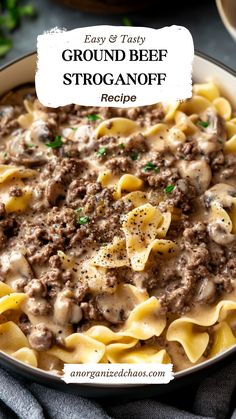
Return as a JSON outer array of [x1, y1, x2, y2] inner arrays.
[[80, 300, 102, 321], [85, 186, 114, 214], [100, 104, 164, 124], [145, 167, 179, 189], [49, 255, 62, 269], [176, 139, 199, 160], [0, 204, 6, 219], [28, 323, 53, 351], [27, 243, 57, 265], [105, 156, 132, 174], [218, 154, 236, 181], [66, 180, 102, 209], [183, 222, 207, 243], [41, 157, 87, 185], [214, 273, 233, 294], [0, 216, 18, 239], [74, 282, 89, 302], [125, 133, 149, 152], [24, 279, 47, 298], [185, 242, 210, 270], [158, 269, 195, 313], [113, 198, 134, 214], [227, 258, 236, 277], [0, 119, 20, 138], [27, 298, 52, 316], [133, 267, 160, 290], [11, 278, 27, 292], [39, 268, 64, 298], [18, 314, 31, 335], [165, 179, 197, 213]]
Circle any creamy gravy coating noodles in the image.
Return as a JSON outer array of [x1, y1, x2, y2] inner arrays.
[[0, 82, 236, 373]]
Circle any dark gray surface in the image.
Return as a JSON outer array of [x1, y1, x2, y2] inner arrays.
[[0, 359, 236, 418], [1, 0, 236, 69]]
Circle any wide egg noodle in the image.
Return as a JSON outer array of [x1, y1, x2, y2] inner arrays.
[[92, 237, 129, 268], [122, 191, 148, 208], [166, 299, 236, 363], [47, 333, 105, 364], [113, 174, 144, 200], [210, 321, 236, 358], [0, 165, 36, 183], [0, 165, 36, 213], [192, 81, 220, 101], [0, 321, 28, 353], [106, 344, 171, 364], [0, 292, 26, 314], [12, 347, 38, 367], [84, 297, 167, 364], [95, 117, 138, 139], [122, 203, 174, 271], [179, 95, 212, 115], [17, 99, 46, 129]]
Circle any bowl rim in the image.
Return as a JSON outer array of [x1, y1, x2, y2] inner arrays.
[[215, 0, 236, 42], [0, 49, 236, 389]]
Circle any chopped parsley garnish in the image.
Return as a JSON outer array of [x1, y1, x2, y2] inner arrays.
[[46, 135, 62, 149], [97, 147, 107, 157], [3, 152, 8, 159], [26, 143, 34, 148], [122, 16, 133, 26], [75, 208, 82, 214], [77, 216, 89, 225], [0, 1, 36, 57], [87, 114, 102, 122], [143, 162, 159, 172], [70, 127, 77, 131], [197, 120, 209, 129], [131, 151, 139, 161], [0, 37, 12, 57], [164, 185, 175, 194], [118, 143, 125, 149], [18, 5, 36, 17]]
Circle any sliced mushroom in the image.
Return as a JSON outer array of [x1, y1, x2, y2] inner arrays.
[[96, 284, 147, 324], [208, 221, 235, 245], [205, 108, 226, 138], [204, 183, 236, 209], [54, 290, 82, 326], [195, 277, 216, 303], [177, 160, 212, 194], [7, 135, 47, 166], [204, 185, 236, 245], [30, 120, 53, 143], [46, 178, 66, 206], [0, 251, 33, 290], [0, 105, 14, 125], [196, 108, 226, 155]]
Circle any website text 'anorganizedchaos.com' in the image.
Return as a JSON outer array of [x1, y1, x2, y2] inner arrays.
[[62, 364, 174, 384]]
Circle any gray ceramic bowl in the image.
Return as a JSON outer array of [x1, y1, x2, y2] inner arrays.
[[0, 51, 236, 398]]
